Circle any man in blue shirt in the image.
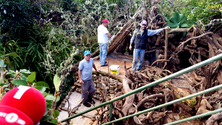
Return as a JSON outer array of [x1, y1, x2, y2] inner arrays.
[[78, 50, 98, 107], [129, 20, 170, 72]]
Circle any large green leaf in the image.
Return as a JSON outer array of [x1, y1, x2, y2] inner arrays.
[[53, 110, 60, 118], [6, 70, 16, 76], [53, 74, 61, 92], [170, 11, 180, 24], [20, 69, 31, 74], [49, 118, 58, 124], [167, 22, 178, 28], [167, 11, 190, 29], [181, 23, 190, 28], [45, 94, 55, 101], [35, 81, 49, 88], [27, 72, 36, 83], [42, 92, 48, 97], [34, 82, 49, 93], [11, 79, 28, 86], [56, 95, 60, 102], [179, 14, 187, 23], [0, 83, 8, 86], [4, 52, 19, 57], [174, 11, 180, 23], [35, 86, 47, 93]]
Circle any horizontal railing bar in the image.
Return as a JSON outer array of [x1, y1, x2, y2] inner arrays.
[[60, 53, 222, 123], [102, 83, 222, 125], [164, 108, 222, 125]]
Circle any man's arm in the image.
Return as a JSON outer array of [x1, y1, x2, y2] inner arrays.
[[78, 69, 84, 84], [147, 27, 170, 36], [106, 33, 112, 39], [93, 64, 98, 72], [147, 29, 163, 36], [129, 31, 136, 50]]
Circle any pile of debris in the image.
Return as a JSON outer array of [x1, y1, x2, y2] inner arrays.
[[58, 2, 222, 125]]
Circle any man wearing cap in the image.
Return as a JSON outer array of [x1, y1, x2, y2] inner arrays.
[[97, 19, 112, 66], [129, 20, 170, 72], [78, 50, 98, 107]]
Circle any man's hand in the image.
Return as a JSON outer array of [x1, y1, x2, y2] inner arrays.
[[163, 26, 170, 30], [94, 69, 99, 73], [129, 44, 132, 51], [79, 79, 84, 84]]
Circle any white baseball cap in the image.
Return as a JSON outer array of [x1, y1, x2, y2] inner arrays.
[[141, 20, 147, 25]]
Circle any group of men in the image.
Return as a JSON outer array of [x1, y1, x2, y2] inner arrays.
[[78, 19, 170, 107]]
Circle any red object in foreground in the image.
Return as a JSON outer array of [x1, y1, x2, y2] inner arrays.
[[0, 105, 33, 125], [0, 86, 46, 125]]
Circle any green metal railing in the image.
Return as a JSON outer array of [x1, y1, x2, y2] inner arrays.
[[103, 83, 222, 125], [164, 108, 222, 125], [60, 53, 222, 124]]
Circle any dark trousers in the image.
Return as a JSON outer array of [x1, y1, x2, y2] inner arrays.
[[81, 79, 95, 104]]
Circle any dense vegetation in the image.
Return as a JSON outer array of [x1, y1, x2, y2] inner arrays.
[[0, 0, 221, 124]]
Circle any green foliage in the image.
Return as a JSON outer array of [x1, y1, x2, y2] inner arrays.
[[0, 46, 19, 68], [42, 25, 80, 76], [61, 0, 78, 12], [159, 0, 222, 26], [53, 74, 61, 92], [0, 0, 49, 79], [11, 79, 28, 86], [182, 0, 222, 25], [0, 0, 33, 41], [166, 11, 191, 37], [3, 69, 61, 124], [166, 11, 191, 28]]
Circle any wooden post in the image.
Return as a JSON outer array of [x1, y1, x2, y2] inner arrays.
[[164, 29, 168, 60]]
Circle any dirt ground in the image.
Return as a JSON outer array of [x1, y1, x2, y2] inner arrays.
[[94, 53, 133, 78]]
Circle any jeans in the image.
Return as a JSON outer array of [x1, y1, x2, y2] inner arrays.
[[99, 43, 108, 66], [81, 79, 95, 104], [132, 49, 145, 72]]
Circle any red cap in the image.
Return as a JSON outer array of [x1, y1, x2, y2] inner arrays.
[[0, 86, 46, 125], [102, 19, 109, 24]]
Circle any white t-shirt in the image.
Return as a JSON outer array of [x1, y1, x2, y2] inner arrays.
[[97, 24, 109, 44]]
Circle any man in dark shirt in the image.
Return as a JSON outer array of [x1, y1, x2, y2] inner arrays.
[[129, 20, 170, 72]]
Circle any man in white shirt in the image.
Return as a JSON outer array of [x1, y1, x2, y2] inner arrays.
[[97, 19, 111, 66]]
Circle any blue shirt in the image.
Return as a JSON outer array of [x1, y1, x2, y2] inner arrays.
[[78, 58, 94, 80], [130, 29, 163, 44]]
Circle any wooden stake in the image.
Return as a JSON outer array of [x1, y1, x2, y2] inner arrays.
[[164, 29, 168, 60]]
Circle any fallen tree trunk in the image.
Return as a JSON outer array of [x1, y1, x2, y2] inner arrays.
[[92, 71, 123, 83], [206, 112, 222, 125], [122, 77, 135, 116]]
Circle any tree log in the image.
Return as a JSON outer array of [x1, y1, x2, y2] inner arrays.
[[92, 71, 123, 83], [122, 77, 135, 116], [206, 112, 222, 125], [136, 94, 164, 108], [168, 28, 190, 33]]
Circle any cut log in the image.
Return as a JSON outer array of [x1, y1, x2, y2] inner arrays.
[[122, 77, 135, 116], [93, 71, 123, 82], [206, 113, 222, 125]]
